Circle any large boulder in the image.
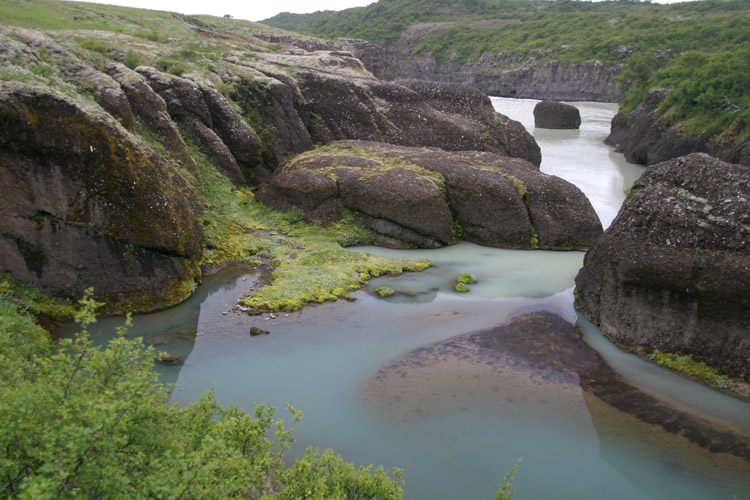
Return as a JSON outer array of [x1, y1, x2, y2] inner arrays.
[[257, 141, 601, 250], [0, 82, 203, 312], [299, 71, 541, 166], [533, 100, 581, 129], [575, 153, 750, 376]]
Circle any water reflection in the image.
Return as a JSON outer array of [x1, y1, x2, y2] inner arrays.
[[55, 263, 258, 386]]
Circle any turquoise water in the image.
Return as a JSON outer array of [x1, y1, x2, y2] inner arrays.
[[61, 99, 750, 500]]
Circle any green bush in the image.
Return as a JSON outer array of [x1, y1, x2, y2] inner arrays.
[[0, 291, 405, 499], [123, 49, 141, 69]]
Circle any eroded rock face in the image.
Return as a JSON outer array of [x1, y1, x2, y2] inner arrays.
[[345, 33, 623, 102], [534, 100, 581, 129], [136, 67, 264, 186], [606, 89, 750, 167], [575, 153, 750, 375], [257, 141, 602, 249], [0, 82, 202, 312]]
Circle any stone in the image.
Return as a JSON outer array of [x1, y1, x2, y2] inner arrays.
[[0, 82, 202, 312], [344, 33, 622, 102], [533, 100, 581, 129], [158, 354, 180, 364], [575, 153, 750, 376], [250, 326, 270, 336], [257, 141, 602, 250], [606, 88, 750, 167]]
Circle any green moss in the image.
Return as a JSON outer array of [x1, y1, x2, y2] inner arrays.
[[505, 175, 527, 198], [457, 273, 477, 285], [291, 144, 448, 190], [189, 136, 432, 313], [0, 270, 75, 319], [375, 286, 395, 298], [455, 283, 469, 293], [648, 349, 735, 389], [530, 232, 540, 249]]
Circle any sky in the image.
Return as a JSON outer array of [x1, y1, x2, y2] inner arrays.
[[80, 0, 697, 23]]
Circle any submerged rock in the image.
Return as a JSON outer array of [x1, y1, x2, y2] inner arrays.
[[365, 311, 750, 461], [533, 100, 581, 129], [575, 153, 750, 376], [257, 141, 602, 250]]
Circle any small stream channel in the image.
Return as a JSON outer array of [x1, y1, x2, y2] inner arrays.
[[57, 98, 750, 500]]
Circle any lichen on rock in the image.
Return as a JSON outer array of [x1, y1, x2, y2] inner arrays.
[[575, 153, 750, 377], [257, 140, 601, 250]]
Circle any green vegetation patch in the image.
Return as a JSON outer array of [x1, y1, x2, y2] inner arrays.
[[0, 292, 405, 498], [375, 285, 395, 298], [290, 144, 448, 190], [0, 271, 75, 319], [190, 140, 431, 314], [620, 49, 750, 137], [648, 349, 734, 389], [457, 273, 477, 284]]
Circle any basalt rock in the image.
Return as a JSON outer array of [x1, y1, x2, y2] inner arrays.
[[219, 49, 541, 170], [104, 63, 202, 184], [534, 100, 581, 129], [136, 67, 264, 187], [575, 153, 750, 376], [257, 140, 601, 250], [344, 29, 623, 102], [0, 82, 202, 312], [297, 71, 541, 166], [606, 88, 750, 167]]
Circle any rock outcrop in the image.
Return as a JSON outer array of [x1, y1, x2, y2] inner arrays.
[[257, 141, 602, 250], [345, 30, 622, 102], [533, 100, 581, 129], [0, 82, 203, 312], [575, 153, 750, 376], [606, 89, 750, 167], [0, 19, 552, 312]]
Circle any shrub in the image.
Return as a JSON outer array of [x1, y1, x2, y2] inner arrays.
[[0, 291, 405, 499]]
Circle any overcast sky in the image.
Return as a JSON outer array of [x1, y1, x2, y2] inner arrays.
[[80, 0, 698, 23]]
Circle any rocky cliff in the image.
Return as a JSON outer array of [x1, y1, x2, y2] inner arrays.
[[344, 26, 622, 102], [575, 153, 750, 376], [606, 89, 750, 167], [0, 18, 567, 311]]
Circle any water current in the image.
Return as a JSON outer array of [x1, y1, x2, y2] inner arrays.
[[59, 98, 750, 500]]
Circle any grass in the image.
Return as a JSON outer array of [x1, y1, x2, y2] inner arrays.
[[0, 272, 76, 319]]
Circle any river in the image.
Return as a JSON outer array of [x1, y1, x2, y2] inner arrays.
[[59, 98, 750, 500]]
